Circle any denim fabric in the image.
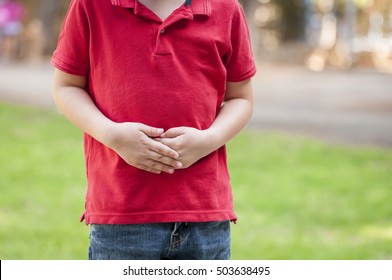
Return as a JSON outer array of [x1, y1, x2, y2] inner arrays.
[[89, 221, 231, 260]]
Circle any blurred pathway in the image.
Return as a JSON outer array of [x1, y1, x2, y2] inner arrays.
[[1, 61, 392, 148], [251, 62, 392, 148], [0, 62, 54, 107]]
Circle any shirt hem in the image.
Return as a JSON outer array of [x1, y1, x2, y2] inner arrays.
[[83, 211, 237, 225]]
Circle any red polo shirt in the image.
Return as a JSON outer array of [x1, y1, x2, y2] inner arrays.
[[52, 0, 256, 224]]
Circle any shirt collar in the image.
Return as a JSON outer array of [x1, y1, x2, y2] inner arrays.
[[111, 0, 211, 16]]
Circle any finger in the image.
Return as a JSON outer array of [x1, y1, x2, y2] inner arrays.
[[137, 164, 162, 175], [155, 137, 177, 149], [139, 162, 176, 175], [160, 127, 186, 138], [150, 151, 183, 169], [138, 123, 164, 138], [150, 140, 179, 159], [148, 160, 176, 174]]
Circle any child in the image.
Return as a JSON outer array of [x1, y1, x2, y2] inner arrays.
[[51, 0, 256, 260]]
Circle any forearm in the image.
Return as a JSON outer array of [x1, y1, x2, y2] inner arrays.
[[207, 98, 253, 150], [52, 69, 181, 173], [206, 79, 254, 151], [52, 84, 114, 146]]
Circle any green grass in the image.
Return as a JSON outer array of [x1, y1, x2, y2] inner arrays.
[[229, 132, 392, 259], [0, 103, 87, 259], [1, 103, 392, 260]]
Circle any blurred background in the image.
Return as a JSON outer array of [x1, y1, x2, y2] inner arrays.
[[1, 0, 392, 70], [1, 0, 392, 145], [0, 0, 392, 260], [2, 0, 392, 71]]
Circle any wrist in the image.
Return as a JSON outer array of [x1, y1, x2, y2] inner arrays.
[[204, 127, 224, 152], [100, 121, 120, 149]]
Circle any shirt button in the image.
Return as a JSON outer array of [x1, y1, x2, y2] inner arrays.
[[160, 28, 166, 34]]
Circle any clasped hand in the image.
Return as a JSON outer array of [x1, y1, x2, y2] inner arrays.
[[106, 123, 213, 174]]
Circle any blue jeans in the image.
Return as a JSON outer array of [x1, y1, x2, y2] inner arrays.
[[89, 221, 231, 260]]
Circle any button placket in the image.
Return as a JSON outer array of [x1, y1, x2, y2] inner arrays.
[[153, 8, 193, 56], [155, 26, 169, 55]]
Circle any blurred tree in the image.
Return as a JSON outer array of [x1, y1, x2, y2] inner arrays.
[[38, 0, 60, 53], [241, 0, 308, 42], [240, 0, 259, 16], [18, 0, 69, 55], [274, 0, 307, 41], [239, 0, 260, 49]]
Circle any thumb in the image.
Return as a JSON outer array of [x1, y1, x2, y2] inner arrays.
[[138, 123, 164, 138], [161, 127, 186, 138]]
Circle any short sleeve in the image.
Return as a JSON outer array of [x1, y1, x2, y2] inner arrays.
[[225, 3, 257, 82], [51, 0, 90, 76]]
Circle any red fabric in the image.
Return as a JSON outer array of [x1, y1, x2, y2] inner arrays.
[[51, 0, 256, 224]]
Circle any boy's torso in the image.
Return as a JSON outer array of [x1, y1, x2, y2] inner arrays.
[[85, 0, 234, 129], [52, 0, 255, 224]]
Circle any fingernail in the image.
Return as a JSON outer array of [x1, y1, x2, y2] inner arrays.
[[168, 168, 174, 174], [157, 128, 164, 134], [176, 162, 182, 168]]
